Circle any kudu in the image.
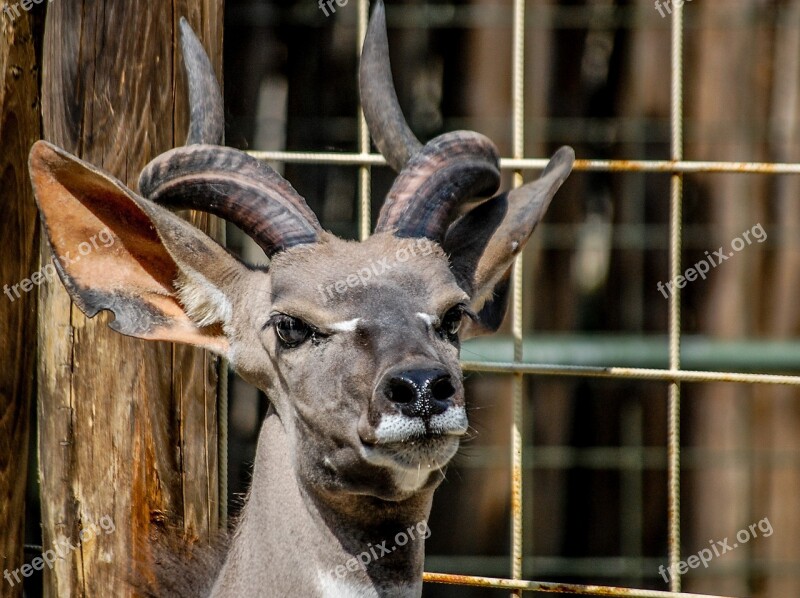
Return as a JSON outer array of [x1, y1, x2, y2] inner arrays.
[[28, 3, 573, 596]]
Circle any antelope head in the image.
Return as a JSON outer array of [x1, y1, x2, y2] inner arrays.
[[29, 3, 572, 595]]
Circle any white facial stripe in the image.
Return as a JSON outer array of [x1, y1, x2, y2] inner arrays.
[[416, 312, 437, 326], [329, 318, 361, 332]]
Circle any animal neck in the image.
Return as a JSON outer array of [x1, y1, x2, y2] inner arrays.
[[210, 409, 435, 598]]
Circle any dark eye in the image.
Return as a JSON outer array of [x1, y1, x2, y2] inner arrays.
[[273, 315, 313, 348], [439, 305, 466, 339]]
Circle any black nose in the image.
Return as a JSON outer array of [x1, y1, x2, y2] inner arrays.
[[384, 367, 456, 418]]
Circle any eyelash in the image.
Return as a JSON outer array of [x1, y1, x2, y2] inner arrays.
[[267, 313, 326, 348], [436, 303, 472, 340]]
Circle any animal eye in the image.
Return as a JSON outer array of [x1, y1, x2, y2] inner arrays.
[[273, 315, 313, 348], [439, 305, 466, 338]]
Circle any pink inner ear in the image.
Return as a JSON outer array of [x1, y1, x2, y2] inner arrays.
[[29, 141, 229, 354], [33, 145, 179, 302]]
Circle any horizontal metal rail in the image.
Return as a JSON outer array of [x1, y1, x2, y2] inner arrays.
[[247, 150, 800, 175], [455, 446, 800, 470], [422, 572, 735, 597], [461, 361, 800, 386], [462, 336, 800, 373], [425, 556, 800, 579]]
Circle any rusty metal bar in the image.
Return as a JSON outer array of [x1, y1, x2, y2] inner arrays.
[[440, 445, 800, 470], [509, 0, 526, 591], [247, 150, 800, 175], [567, 159, 800, 174], [422, 572, 736, 597], [357, 0, 371, 241], [667, 2, 685, 591], [460, 360, 800, 386]]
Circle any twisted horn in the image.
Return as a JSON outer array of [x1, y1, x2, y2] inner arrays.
[[363, 1, 502, 240], [374, 131, 501, 241], [138, 20, 319, 256], [139, 145, 321, 256], [180, 17, 224, 145], [360, 0, 422, 171]]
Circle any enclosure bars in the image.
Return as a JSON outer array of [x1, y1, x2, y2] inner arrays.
[[243, 1, 800, 596], [357, 0, 371, 241], [668, 2, 684, 592], [248, 152, 800, 174], [510, 0, 526, 593]]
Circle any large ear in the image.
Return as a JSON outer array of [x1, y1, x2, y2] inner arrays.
[[28, 140, 247, 355], [444, 146, 574, 337]]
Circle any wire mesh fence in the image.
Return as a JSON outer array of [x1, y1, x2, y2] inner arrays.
[[235, 0, 800, 596]]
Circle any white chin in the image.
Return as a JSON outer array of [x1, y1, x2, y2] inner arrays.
[[362, 436, 460, 493], [359, 407, 466, 493]]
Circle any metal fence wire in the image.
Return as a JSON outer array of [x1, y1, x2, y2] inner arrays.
[[241, 1, 800, 596]]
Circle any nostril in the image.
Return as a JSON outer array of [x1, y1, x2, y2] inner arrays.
[[431, 377, 455, 402], [387, 379, 416, 404], [382, 368, 456, 419]]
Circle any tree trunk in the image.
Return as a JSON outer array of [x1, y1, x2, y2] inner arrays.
[[38, 1, 224, 595], [0, 10, 41, 598]]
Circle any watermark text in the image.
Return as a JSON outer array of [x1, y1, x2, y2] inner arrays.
[[3, 227, 115, 303], [658, 516, 772, 582], [328, 520, 431, 580], [656, 222, 766, 298], [654, 0, 693, 18], [2, 0, 56, 24], [317, 238, 435, 304], [4, 515, 116, 587]]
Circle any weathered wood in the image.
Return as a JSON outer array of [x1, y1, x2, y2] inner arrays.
[[0, 10, 41, 598], [39, 1, 223, 595]]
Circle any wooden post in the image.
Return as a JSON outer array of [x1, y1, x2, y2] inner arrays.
[[38, 1, 223, 595], [0, 9, 41, 598]]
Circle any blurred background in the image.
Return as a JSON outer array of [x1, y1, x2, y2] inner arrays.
[[220, 0, 800, 596]]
